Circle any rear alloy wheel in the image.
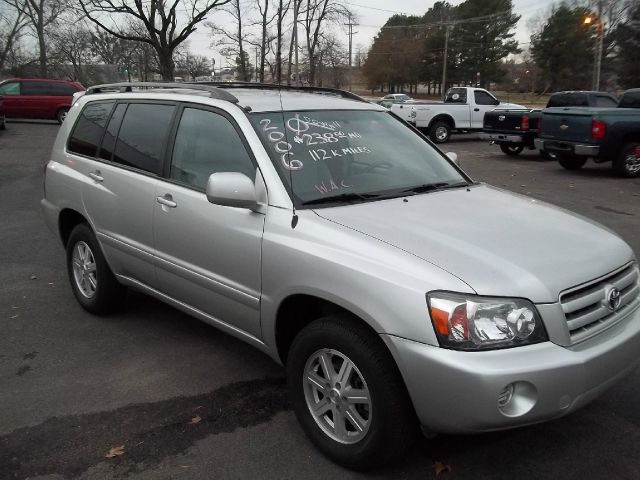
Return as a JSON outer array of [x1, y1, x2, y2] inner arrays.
[[429, 121, 451, 143], [500, 143, 525, 156], [67, 223, 125, 314], [558, 155, 587, 170], [613, 142, 640, 178], [57, 107, 69, 124], [287, 315, 417, 470]]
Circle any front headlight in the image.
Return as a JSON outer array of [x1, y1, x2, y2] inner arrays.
[[427, 291, 548, 351]]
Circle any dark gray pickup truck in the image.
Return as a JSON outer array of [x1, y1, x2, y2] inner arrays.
[[481, 91, 618, 158], [535, 89, 640, 177]]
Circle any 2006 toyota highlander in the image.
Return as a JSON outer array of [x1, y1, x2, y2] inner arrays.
[[41, 82, 640, 469]]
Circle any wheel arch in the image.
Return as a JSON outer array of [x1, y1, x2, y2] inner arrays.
[[428, 114, 455, 130], [274, 293, 383, 365], [59, 208, 89, 247]]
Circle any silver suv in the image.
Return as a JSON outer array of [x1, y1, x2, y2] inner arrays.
[[42, 82, 640, 469]]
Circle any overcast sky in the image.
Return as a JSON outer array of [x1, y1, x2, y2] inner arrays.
[[188, 0, 560, 69]]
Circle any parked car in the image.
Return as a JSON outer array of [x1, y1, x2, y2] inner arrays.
[[535, 88, 640, 177], [0, 94, 5, 130], [0, 78, 85, 124], [42, 82, 640, 469], [405, 87, 526, 143], [379, 93, 415, 108], [480, 91, 618, 158]]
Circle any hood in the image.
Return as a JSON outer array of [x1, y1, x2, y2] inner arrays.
[[314, 185, 634, 303]]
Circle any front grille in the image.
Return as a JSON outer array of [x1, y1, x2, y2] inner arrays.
[[560, 263, 640, 343]]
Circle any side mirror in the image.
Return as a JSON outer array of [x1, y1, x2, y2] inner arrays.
[[206, 172, 258, 210], [446, 151, 459, 166]]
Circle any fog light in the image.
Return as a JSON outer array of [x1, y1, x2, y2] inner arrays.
[[497, 383, 514, 407]]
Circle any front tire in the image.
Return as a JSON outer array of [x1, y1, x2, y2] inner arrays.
[[429, 121, 451, 143], [558, 155, 587, 170], [613, 142, 640, 178], [66, 223, 125, 314], [286, 315, 417, 469], [500, 143, 524, 156]]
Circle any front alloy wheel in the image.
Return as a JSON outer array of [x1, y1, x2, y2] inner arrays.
[[303, 349, 372, 444], [287, 316, 417, 469]]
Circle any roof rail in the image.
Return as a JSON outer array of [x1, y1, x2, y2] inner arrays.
[[85, 82, 239, 103], [187, 81, 368, 103]]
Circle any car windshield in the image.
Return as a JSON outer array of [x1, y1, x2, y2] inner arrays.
[[249, 110, 468, 207]]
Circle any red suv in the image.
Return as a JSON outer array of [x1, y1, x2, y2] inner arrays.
[[0, 78, 85, 124]]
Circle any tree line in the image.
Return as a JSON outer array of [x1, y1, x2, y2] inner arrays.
[[363, 0, 640, 95], [0, 0, 354, 86]]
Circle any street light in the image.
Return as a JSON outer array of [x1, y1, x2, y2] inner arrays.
[[584, 15, 604, 91]]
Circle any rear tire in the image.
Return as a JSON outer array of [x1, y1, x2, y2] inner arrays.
[[429, 121, 451, 143], [56, 107, 69, 124], [613, 142, 640, 178], [500, 143, 524, 156], [286, 315, 417, 470], [558, 155, 587, 170], [66, 223, 125, 314]]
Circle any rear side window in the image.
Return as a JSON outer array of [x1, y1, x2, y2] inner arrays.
[[445, 88, 467, 104], [22, 81, 53, 96], [98, 103, 127, 161], [112, 103, 175, 174], [67, 101, 114, 157]]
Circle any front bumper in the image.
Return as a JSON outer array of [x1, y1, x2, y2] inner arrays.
[[535, 138, 600, 157], [382, 303, 640, 434], [479, 133, 524, 144]]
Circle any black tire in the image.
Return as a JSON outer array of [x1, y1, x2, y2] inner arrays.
[[429, 120, 451, 143], [558, 155, 587, 170], [500, 143, 525, 156], [56, 107, 69, 124], [613, 142, 640, 178], [66, 223, 125, 314], [539, 150, 557, 161], [286, 315, 418, 470]]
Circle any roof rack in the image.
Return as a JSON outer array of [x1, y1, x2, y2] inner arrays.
[[84, 82, 239, 103], [187, 81, 368, 104]]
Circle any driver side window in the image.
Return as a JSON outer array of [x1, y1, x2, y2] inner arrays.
[[474, 90, 498, 106], [0, 82, 20, 95], [170, 108, 256, 190]]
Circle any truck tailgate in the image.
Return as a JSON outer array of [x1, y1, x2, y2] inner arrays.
[[484, 109, 534, 132], [541, 108, 593, 143]]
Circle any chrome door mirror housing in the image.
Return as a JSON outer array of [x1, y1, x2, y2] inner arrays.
[[206, 172, 258, 210], [446, 151, 459, 165]]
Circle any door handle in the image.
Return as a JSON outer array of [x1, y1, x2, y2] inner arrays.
[[474, 108, 480, 112], [88, 171, 103, 182], [156, 194, 177, 208]]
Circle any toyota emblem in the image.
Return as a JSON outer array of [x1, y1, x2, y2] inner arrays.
[[606, 287, 621, 311]]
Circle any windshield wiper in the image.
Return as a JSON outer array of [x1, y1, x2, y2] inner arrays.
[[400, 181, 469, 194], [302, 192, 379, 206]]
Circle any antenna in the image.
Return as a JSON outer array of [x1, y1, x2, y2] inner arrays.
[[276, 85, 298, 228]]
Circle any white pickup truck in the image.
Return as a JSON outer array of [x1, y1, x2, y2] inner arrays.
[[394, 87, 525, 143]]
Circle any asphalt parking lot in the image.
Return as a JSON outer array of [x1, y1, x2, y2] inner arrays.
[[1, 121, 639, 480]]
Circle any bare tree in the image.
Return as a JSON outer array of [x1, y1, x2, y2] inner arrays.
[[89, 29, 140, 81], [253, 0, 278, 82], [275, 0, 292, 83], [209, 0, 251, 81], [80, 0, 231, 80], [177, 51, 210, 80], [301, 0, 349, 85], [49, 22, 94, 83], [2, 0, 66, 76], [0, 0, 28, 72]]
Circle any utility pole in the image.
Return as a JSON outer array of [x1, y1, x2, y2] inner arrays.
[[294, 0, 300, 86], [593, 0, 604, 90], [345, 15, 358, 92], [441, 24, 451, 98]]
